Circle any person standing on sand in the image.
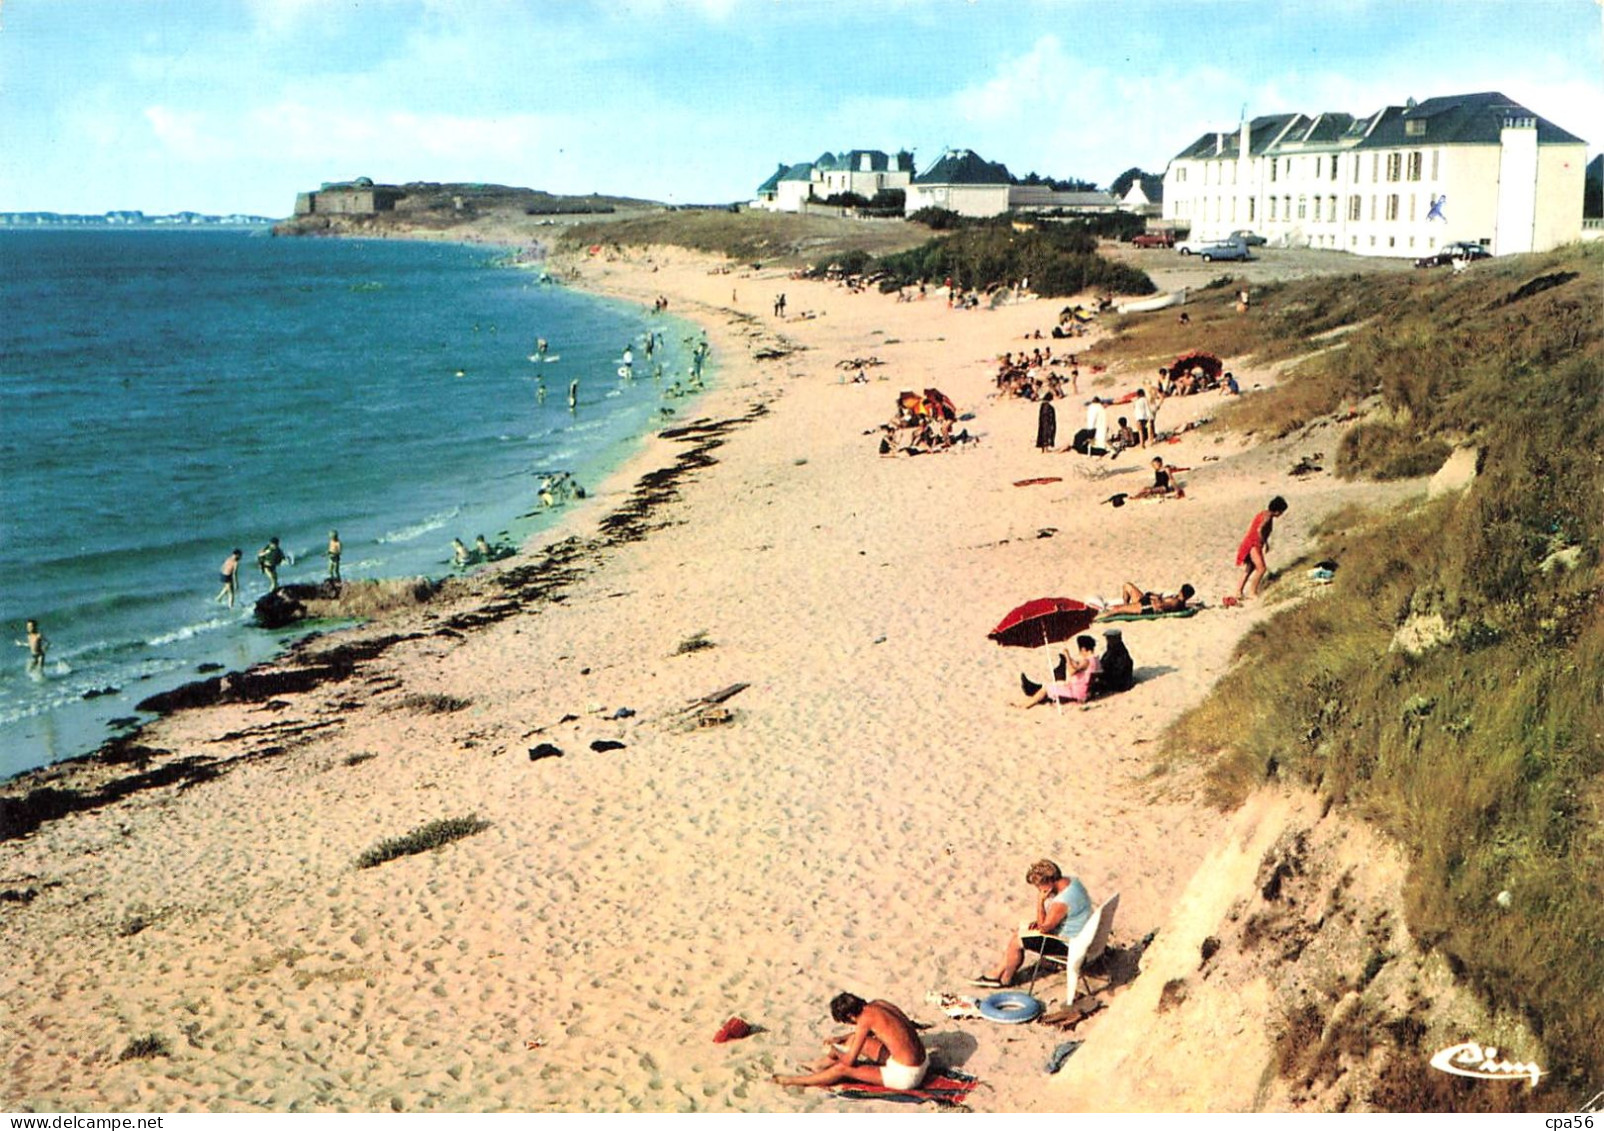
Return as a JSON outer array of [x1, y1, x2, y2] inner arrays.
[[1134, 387, 1152, 447], [1234, 495, 1288, 602], [256, 537, 287, 592], [970, 859, 1093, 988], [774, 292, 786, 318], [17, 619, 49, 674], [772, 993, 928, 1091], [215, 548, 243, 607], [1035, 392, 1057, 452], [326, 530, 342, 582]]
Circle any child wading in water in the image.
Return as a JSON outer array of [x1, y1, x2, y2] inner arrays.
[[17, 619, 49, 674]]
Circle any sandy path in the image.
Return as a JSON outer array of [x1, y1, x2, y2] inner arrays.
[[1, 248, 1420, 1112]]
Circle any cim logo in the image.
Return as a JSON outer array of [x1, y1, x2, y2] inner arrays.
[[1429, 1040, 1544, 1087]]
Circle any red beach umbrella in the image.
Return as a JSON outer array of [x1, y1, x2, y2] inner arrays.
[[987, 597, 1097, 649]]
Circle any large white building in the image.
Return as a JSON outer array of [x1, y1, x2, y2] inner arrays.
[[1161, 92, 1587, 258]]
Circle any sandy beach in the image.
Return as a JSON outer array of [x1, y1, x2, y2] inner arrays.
[[3, 246, 1439, 1112]]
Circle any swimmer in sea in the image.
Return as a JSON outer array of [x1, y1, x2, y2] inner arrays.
[[622, 345, 633, 366], [215, 548, 244, 607], [17, 618, 49, 674], [568, 379, 579, 410], [536, 381, 547, 404], [474, 535, 494, 561], [452, 537, 471, 567], [537, 338, 548, 359]]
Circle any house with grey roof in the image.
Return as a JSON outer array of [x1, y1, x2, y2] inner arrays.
[[904, 149, 1014, 217], [1162, 92, 1587, 258], [754, 149, 915, 212]]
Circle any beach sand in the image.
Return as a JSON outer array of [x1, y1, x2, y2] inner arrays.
[[1, 248, 1425, 1112]]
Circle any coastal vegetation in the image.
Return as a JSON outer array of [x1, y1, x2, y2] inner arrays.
[[872, 221, 1155, 297], [1162, 242, 1603, 1097], [355, 815, 492, 870]]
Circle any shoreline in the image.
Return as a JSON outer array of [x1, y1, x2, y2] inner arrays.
[[2, 242, 1430, 1112]]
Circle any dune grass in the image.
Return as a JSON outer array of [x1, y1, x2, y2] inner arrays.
[[1161, 243, 1603, 1096], [356, 815, 491, 870]]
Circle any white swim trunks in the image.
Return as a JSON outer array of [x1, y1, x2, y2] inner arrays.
[[880, 1055, 929, 1091]]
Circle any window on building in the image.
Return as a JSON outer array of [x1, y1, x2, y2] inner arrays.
[[1269, 197, 1278, 221], [1248, 197, 1256, 222], [1409, 194, 1416, 222], [1331, 156, 1340, 182], [1386, 153, 1402, 181], [1284, 196, 1291, 221], [1314, 156, 1322, 179], [1348, 195, 1361, 221], [1297, 195, 1306, 220], [1431, 151, 1439, 181], [1405, 119, 1426, 137], [1386, 194, 1399, 221], [1353, 154, 1361, 183], [1329, 195, 1338, 222], [1270, 159, 1277, 183], [1407, 152, 1422, 181], [1371, 154, 1380, 183], [1370, 195, 1377, 221]]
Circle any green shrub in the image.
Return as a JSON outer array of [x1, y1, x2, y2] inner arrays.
[[356, 815, 491, 870], [119, 1034, 170, 1061]]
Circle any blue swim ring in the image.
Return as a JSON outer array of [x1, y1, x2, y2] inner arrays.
[[978, 991, 1042, 1024]]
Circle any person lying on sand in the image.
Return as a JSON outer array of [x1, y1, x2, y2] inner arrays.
[[772, 993, 928, 1091], [970, 859, 1093, 988], [1099, 582, 1196, 617], [1015, 635, 1098, 708]]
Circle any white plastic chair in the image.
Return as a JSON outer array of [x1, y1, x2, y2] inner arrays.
[[1062, 892, 1120, 1001]]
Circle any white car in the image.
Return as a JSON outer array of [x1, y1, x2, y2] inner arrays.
[[1177, 236, 1250, 261]]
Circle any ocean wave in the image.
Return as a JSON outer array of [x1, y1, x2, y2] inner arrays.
[[146, 615, 235, 647], [376, 507, 462, 544]]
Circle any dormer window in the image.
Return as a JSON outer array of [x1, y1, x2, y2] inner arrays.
[[1405, 119, 1426, 137]]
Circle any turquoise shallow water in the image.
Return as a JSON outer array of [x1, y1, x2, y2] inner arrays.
[[0, 229, 705, 779]]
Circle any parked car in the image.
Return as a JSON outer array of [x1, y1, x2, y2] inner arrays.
[[1229, 229, 1268, 246], [1178, 236, 1251, 262], [1130, 231, 1175, 249], [1414, 241, 1491, 268]]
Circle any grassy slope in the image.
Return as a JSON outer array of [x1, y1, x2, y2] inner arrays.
[[556, 209, 931, 267], [1158, 243, 1603, 1097]]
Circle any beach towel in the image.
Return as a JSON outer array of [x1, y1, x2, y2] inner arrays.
[[1013, 476, 1063, 487], [1097, 606, 1200, 622], [833, 1068, 981, 1108]]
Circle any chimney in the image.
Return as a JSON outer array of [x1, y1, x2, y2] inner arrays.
[[1215, 132, 1225, 155], [1240, 116, 1251, 162]]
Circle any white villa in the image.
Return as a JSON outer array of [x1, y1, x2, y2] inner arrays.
[[1161, 91, 1587, 258], [754, 149, 916, 212]]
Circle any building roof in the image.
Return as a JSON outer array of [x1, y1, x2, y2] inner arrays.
[[1172, 93, 1586, 163], [777, 162, 815, 183], [755, 164, 787, 194], [914, 148, 1012, 186], [1354, 91, 1586, 149], [812, 149, 917, 174]]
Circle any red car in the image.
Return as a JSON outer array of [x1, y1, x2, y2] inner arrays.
[[1130, 231, 1175, 249]]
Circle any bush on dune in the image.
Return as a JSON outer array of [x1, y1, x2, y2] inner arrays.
[[1162, 243, 1604, 1100]]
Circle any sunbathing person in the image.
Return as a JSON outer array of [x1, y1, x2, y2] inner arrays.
[[1132, 456, 1184, 498], [772, 993, 928, 1091], [1016, 635, 1098, 707], [1100, 582, 1196, 616], [971, 859, 1093, 988]]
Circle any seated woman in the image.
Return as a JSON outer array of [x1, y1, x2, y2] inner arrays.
[[1131, 456, 1180, 498], [1100, 582, 1196, 616], [1016, 635, 1099, 708]]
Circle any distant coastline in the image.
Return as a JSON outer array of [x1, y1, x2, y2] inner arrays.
[[0, 210, 278, 228]]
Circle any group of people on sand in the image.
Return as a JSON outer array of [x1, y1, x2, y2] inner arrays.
[[1157, 364, 1238, 398], [773, 858, 1099, 1094], [998, 349, 1081, 403], [1038, 387, 1162, 461], [1013, 625, 1135, 709]]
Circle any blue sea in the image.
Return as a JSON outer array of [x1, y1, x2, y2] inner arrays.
[[0, 229, 705, 780]]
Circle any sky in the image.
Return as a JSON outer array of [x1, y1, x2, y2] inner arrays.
[[1, 0, 1599, 217]]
